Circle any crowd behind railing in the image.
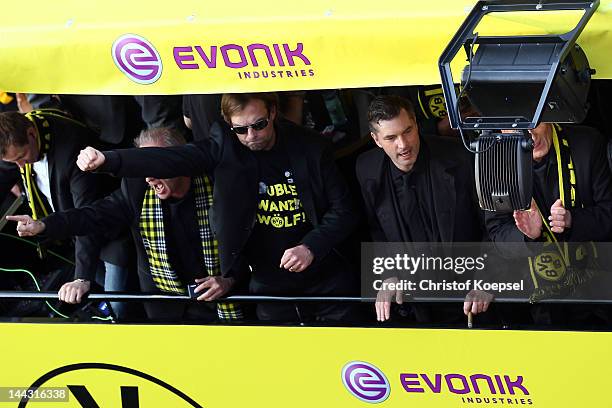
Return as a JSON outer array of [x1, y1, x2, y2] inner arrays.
[[0, 83, 611, 328]]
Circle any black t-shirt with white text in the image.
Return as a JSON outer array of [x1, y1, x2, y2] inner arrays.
[[245, 143, 313, 287]]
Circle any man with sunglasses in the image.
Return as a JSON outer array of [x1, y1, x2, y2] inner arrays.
[[76, 92, 359, 323]]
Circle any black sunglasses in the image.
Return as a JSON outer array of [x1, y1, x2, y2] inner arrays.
[[231, 118, 269, 135]]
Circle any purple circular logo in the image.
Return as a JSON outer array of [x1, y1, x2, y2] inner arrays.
[[342, 361, 390, 404], [112, 34, 162, 85]]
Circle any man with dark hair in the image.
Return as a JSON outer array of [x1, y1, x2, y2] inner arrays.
[[356, 95, 483, 322], [0, 111, 33, 154], [352, 85, 472, 138], [0, 109, 112, 302], [75, 93, 358, 322], [9, 127, 241, 322]]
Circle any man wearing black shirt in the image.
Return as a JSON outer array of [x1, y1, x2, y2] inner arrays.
[[485, 123, 612, 325], [0, 109, 113, 303], [10, 128, 238, 322], [76, 93, 358, 322], [356, 95, 483, 322], [487, 123, 612, 243]]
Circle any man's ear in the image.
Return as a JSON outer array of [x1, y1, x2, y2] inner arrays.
[[26, 126, 37, 142], [371, 132, 383, 149], [269, 105, 277, 121]]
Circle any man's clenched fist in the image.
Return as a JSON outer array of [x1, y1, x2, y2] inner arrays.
[[77, 146, 106, 172]]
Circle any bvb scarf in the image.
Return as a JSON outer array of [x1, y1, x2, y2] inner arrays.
[[20, 111, 53, 220], [139, 175, 242, 320], [528, 125, 598, 302], [416, 84, 461, 119], [20, 109, 88, 220], [21, 109, 88, 259]]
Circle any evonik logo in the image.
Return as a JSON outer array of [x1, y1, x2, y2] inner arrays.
[[112, 34, 162, 85], [342, 361, 390, 404], [111, 34, 314, 83], [173, 42, 314, 81], [341, 362, 533, 406], [172, 43, 311, 70], [399, 372, 534, 405], [400, 373, 529, 395]]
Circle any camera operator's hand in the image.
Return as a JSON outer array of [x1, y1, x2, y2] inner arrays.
[[77, 146, 106, 172], [375, 277, 403, 322], [513, 199, 542, 240], [5, 215, 45, 236]]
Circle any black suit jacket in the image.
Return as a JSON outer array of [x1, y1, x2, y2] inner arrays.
[[356, 135, 483, 243], [99, 119, 357, 280], [43, 178, 208, 319], [486, 125, 612, 249], [0, 112, 107, 278]]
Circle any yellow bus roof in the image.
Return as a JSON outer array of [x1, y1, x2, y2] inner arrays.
[[1, 0, 611, 94]]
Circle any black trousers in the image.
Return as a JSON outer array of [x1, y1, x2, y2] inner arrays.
[[250, 251, 360, 323], [143, 300, 217, 323]]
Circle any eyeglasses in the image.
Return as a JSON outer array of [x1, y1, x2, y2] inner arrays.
[[231, 118, 269, 135]]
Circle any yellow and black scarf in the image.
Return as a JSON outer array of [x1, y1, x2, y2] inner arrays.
[[19, 110, 88, 259], [20, 109, 88, 220], [139, 175, 242, 320], [528, 125, 598, 301], [20, 111, 53, 220], [416, 84, 461, 119]]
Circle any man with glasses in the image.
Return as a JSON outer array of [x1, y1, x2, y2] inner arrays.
[[76, 93, 359, 323]]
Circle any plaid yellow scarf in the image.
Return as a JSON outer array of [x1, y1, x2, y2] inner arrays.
[[140, 175, 242, 320], [528, 125, 598, 301]]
